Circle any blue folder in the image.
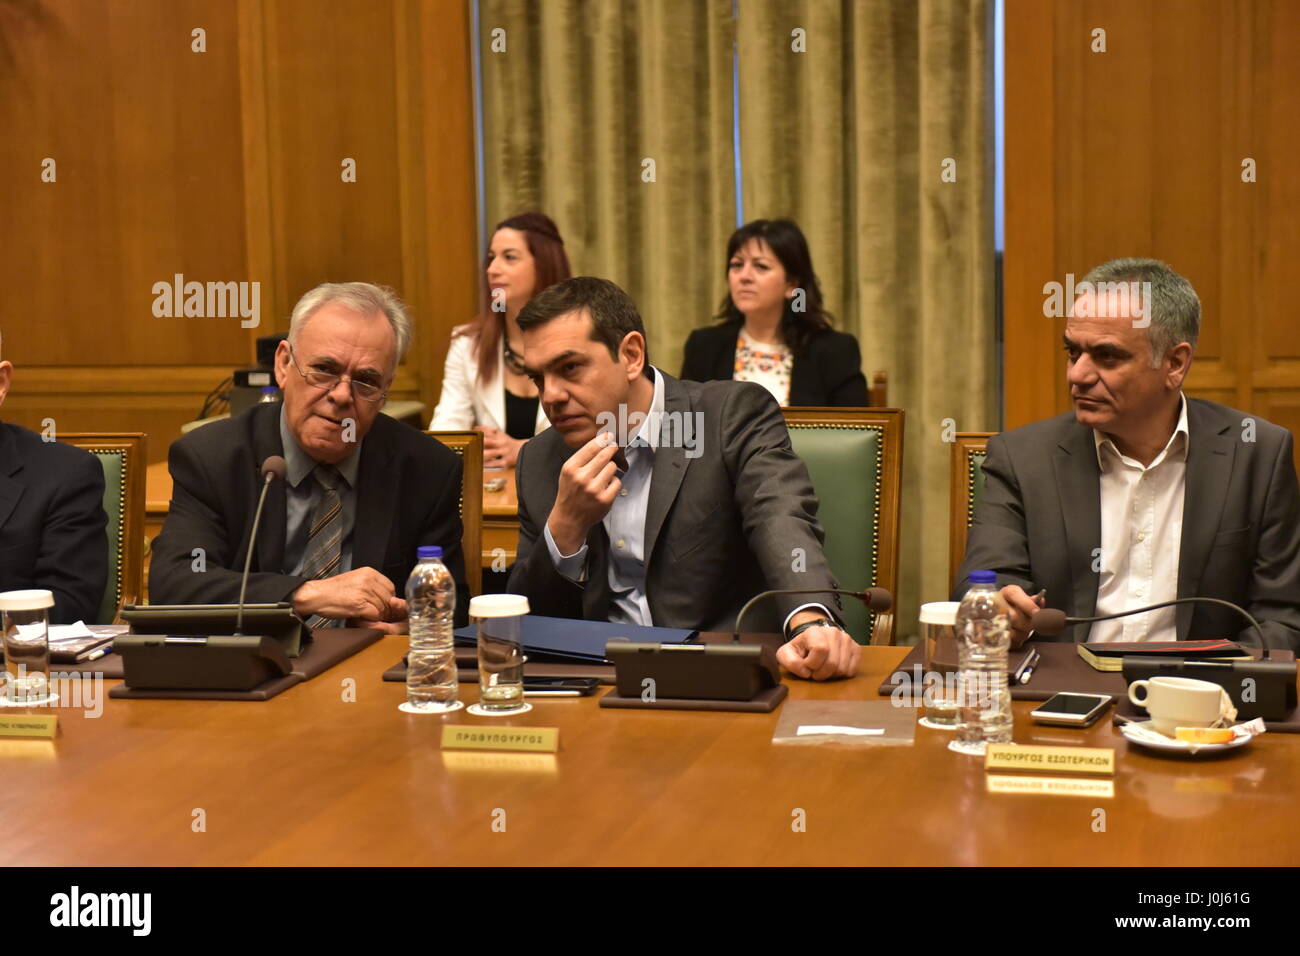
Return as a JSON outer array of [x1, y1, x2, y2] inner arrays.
[[454, 615, 697, 664]]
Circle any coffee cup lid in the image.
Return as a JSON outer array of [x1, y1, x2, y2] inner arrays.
[[0, 589, 55, 612], [468, 594, 530, 619], [920, 601, 959, 626]]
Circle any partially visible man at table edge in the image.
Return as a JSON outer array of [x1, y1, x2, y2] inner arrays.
[[0, 326, 108, 623]]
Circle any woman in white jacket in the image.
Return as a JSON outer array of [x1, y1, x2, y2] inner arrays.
[[429, 212, 571, 468]]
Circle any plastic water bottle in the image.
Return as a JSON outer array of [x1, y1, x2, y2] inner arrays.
[[950, 570, 1013, 755], [404, 546, 460, 712], [258, 385, 281, 403]]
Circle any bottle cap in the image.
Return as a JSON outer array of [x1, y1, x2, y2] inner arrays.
[[0, 589, 55, 612], [468, 594, 530, 619], [417, 546, 444, 559], [969, 570, 997, 585]]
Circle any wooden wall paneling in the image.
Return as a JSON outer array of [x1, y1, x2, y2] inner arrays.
[[1002, 0, 1058, 428], [263, 0, 406, 325], [46, 0, 251, 367], [393, 0, 432, 416], [238, 0, 279, 339], [0, 0, 260, 458], [1258, 2, 1300, 369], [0, 0, 482, 461], [409, 0, 479, 416]]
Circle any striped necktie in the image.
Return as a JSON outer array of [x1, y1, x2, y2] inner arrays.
[[301, 463, 344, 629]]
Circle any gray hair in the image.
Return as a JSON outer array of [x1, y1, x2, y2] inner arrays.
[[287, 282, 412, 370], [1079, 258, 1200, 367]]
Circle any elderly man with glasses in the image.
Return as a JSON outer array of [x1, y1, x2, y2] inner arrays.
[[150, 282, 469, 630]]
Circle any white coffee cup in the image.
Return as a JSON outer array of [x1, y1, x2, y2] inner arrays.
[[1128, 676, 1227, 736]]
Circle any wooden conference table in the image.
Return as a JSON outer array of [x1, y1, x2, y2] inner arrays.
[[3, 642, 1296, 866]]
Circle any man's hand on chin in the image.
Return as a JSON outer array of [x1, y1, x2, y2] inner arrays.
[[776, 611, 862, 681]]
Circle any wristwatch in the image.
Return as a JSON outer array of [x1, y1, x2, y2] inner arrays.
[[786, 617, 836, 641]]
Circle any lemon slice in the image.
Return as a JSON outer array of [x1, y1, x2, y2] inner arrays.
[[1174, 726, 1235, 744]]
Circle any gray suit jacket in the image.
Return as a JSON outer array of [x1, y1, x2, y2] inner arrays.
[[507, 371, 841, 633], [955, 398, 1300, 651]]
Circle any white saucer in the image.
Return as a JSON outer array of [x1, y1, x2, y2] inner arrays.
[[1119, 720, 1252, 754]]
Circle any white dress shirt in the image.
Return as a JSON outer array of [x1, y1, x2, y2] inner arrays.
[[543, 368, 830, 632], [1089, 394, 1189, 643]]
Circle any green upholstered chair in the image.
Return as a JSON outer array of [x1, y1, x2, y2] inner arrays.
[[425, 430, 484, 597], [57, 434, 147, 624], [948, 433, 995, 589], [783, 408, 904, 645]]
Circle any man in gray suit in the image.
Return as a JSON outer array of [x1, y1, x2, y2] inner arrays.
[[957, 258, 1300, 651], [507, 276, 860, 680]]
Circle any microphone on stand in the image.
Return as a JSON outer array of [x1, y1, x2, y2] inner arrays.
[[234, 455, 287, 637], [1029, 597, 1267, 653], [732, 587, 893, 642]]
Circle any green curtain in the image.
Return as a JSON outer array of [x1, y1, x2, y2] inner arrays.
[[479, 0, 736, 375], [738, 0, 996, 639], [481, 0, 996, 641]]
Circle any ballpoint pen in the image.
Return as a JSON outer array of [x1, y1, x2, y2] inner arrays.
[[1018, 647, 1040, 684], [1012, 645, 1039, 683]]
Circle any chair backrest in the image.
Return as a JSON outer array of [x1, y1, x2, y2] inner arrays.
[[782, 407, 904, 645], [948, 432, 995, 588], [56, 433, 147, 624], [868, 370, 888, 407], [426, 430, 484, 596]]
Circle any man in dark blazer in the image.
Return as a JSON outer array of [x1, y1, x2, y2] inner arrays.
[[680, 321, 868, 407], [0, 332, 108, 624], [508, 276, 860, 680], [150, 283, 468, 630], [956, 258, 1300, 652]]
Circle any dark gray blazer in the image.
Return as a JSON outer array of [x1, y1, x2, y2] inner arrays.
[[955, 398, 1300, 651], [507, 371, 842, 633], [149, 403, 469, 627], [680, 322, 869, 407]]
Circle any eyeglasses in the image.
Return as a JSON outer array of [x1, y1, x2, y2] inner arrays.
[[287, 345, 389, 403]]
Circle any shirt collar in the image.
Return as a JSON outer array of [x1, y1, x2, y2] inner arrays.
[[624, 367, 664, 459], [279, 404, 361, 489], [1093, 392, 1189, 471]]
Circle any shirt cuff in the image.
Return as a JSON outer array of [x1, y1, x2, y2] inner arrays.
[[784, 603, 834, 636], [543, 523, 588, 583]]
